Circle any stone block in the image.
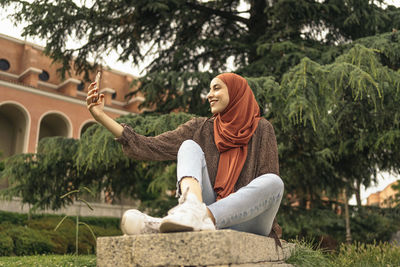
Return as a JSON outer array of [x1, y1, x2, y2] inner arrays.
[[97, 230, 294, 267]]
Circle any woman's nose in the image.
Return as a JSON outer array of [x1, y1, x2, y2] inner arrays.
[[207, 91, 213, 99]]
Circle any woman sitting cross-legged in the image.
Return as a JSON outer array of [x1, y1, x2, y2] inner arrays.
[[86, 73, 284, 238]]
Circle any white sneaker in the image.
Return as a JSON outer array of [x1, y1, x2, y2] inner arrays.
[[159, 188, 216, 233], [120, 209, 161, 235]]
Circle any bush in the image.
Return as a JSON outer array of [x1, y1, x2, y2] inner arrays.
[[0, 211, 122, 256], [350, 209, 397, 243], [0, 232, 14, 256], [42, 230, 70, 254], [0, 210, 27, 225], [0, 221, 14, 232], [278, 204, 400, 250], [80, 216, 121, 229], [28, 216, 104, 254], [278, 206, 346, 247], [4, 226, 54, 256]]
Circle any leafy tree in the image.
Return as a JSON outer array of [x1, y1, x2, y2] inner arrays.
[[1, 0, 400, 221], [0, 137, 98, 211], [0, 113, 195, 216], [275, 33, 400, 207], [1, 0, 400, 114], [389, 181, 400, 207]]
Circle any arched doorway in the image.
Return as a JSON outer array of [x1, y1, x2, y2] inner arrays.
[[0, 102, 29, 158], [0, 102, 29, 189], [38, 112, 71, 143]]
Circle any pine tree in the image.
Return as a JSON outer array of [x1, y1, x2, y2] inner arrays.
[[1, 0, 400, 214], [1, 0, 400, 114]]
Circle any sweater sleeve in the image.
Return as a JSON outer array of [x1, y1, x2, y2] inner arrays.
[[115, 117, 205, 161], [258, 119, 280, 176]]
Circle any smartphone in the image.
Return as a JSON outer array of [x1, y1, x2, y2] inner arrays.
[[92, 71, 101, 103]]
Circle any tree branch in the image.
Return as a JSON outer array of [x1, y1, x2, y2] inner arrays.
[[186, 2, 249, 26]]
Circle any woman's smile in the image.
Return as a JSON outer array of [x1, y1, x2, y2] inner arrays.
[[209, 99, 218, 105], [207, 78, 230, 114]]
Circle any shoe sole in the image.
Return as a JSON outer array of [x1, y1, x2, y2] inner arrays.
[[159, 220, 194, 233]]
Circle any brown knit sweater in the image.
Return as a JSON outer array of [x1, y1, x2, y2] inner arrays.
[[116, 116, 281, 236]]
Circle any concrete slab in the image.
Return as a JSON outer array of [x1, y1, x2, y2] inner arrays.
[[97, 230, 294, 267]]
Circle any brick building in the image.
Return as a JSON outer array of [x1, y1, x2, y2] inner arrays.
[[367, 180, 400, 207], [0, 33, 144, 162]]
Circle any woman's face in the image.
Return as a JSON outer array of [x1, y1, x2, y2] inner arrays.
[[207, 77, 230, 114]]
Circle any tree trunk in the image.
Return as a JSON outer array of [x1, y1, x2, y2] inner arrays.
[[28, 204, 32, 221], [354, 180, 362, 207], [343, 188, 352, 244], [248, 0, 268, 62]]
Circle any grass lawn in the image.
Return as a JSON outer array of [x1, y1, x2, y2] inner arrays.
[[0, 240, 399, 267], [0, 254, 96, 267], [287, 240, 400, 267]]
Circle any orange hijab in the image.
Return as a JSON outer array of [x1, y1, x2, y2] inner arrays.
[[213, 73, 261, 200]]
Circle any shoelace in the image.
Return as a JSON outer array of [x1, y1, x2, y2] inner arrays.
[[168, 186, 199, 216], [146, 220, 160, 226], [178, 186, 190, 204]]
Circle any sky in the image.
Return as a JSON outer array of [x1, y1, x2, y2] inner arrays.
[[0, 1, 399, 204]]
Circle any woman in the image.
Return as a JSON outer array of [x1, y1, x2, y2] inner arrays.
[[86, 73, 283, 238]]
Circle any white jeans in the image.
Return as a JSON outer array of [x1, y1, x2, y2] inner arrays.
[[176, 140, 284, 236]]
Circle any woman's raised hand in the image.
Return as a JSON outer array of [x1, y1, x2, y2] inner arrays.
[[85, 82, 124, 137], [86, 82, 105, 120]]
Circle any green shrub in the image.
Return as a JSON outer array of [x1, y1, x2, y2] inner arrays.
[[350, 209, 397, 243], [4, 226, 54, 256], [278, 204, 400, 250], [32, 216, 94, 254], [0, 232, 14, 256], [0, 222, 14, 232], [28, 215, 79, 234], [0, 210, 27, 225], [41, 230, 70, 254], [91, 224, 122, 237], [0, 211, 122, 256], [278, 206, 346, 246], [80, 216, 121, 229]]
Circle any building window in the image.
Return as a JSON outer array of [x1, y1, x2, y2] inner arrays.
[[112, 92, 117, 99], [0, 59, 10, 71], [77, 81, 85, 91], [39, 70, 50, 81]]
